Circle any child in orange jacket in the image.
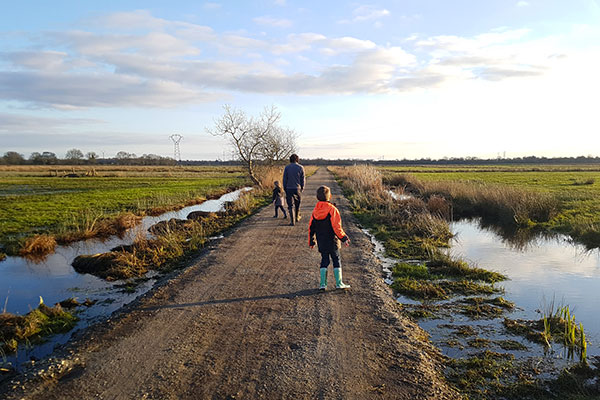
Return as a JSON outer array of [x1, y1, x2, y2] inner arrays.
[[308, 185, 350, 290]]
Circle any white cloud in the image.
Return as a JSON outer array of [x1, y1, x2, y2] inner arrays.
[[253, 16, 293, 28], [0, 112, 103, 134], [320, 37, 377, 55], [203, 2, 221, 9], [0, 70, 222, 109], [340, 5, 390, 24], [0, 10, 594, 111], [517, 1, 530, 7]]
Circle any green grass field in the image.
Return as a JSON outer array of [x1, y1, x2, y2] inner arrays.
[[0, 166, 249, 252], [380, 164, 600, 247]]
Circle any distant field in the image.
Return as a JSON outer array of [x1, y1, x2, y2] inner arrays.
[[0, 165, 249, 252], [380, 164, 600, 246]]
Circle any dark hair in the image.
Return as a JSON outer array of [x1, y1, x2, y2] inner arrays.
[[316, 185, 331, 201], [289, 154, 299, 163]]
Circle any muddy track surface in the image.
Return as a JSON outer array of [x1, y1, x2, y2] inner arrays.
[[3, 168, 460, 400]]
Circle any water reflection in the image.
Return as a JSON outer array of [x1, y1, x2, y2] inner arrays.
[[1, 187, 253, 368], [463, 218, 560, 251], [449, 219, 600, 352], [0, 187, 252, 315]]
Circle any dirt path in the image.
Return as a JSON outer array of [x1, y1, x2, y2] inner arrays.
[[4, 168, 459, 399]]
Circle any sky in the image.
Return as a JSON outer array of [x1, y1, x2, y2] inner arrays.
[[1, 0, 599, 161]]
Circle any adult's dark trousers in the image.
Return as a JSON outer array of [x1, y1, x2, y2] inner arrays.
[[286, 188, 301, 223]]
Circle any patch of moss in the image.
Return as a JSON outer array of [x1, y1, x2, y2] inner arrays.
[[503, 318, 546, 345], [429, 253, 507, 283], [439, 280, 501, 297], [446, 350, 516, 397], [462, 304, 505, 319], [392, 262, 434, 280], [391, 277, 448, 300], [468, 338, 491, 348]]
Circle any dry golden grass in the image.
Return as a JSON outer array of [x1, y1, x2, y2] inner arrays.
[[18, 234, 57, 258], [0, 164, 245, 178]]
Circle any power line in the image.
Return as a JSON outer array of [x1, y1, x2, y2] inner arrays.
[[170, 134, 183, 163]]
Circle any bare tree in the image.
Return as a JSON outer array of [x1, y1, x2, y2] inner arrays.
[[65, 148, 84, 162], [86, 151, 99, 162], [207, 105, 297, 187]]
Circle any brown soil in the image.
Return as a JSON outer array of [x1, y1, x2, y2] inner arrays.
[[2, 168, 460, 399]]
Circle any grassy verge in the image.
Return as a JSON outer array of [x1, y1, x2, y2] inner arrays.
[[330, 165, 506, 303], [380, 165, 600, 249], [72, 188, 271, 281], [330, 165, 599, 400], [1, 299, 78, 356]]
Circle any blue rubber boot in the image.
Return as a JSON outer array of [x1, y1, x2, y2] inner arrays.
[[334, 268, 350, 289], [319, 268, 327, 290]]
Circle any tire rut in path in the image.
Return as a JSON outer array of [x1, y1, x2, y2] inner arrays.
[[14, 167, 460, 400]]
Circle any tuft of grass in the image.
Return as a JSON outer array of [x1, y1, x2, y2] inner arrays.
[[18, 234, 57, 259]]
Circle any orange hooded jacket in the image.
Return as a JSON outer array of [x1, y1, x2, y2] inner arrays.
[[308, 201, 348, 252]]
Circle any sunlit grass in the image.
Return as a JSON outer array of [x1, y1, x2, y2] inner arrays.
[[0, 166, 250, 254]]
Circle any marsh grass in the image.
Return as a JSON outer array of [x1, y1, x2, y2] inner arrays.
[[0, 299, 77, 355], [503, 305, 588, 362], [0, 166, 249, 256], [332, 165, 505, 302], [388, 173, 559, 226], [382, 166, 600, 249]]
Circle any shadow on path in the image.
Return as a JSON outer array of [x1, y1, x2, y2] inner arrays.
[[142, 288, 344, 311]]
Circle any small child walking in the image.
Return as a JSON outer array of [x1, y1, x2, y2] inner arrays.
[[308, 185, 351, 290], [272, 181, 287, 218]]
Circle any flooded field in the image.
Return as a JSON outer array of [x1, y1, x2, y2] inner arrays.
[[0, 188, 251, 365], [368, 218, 600, 366]]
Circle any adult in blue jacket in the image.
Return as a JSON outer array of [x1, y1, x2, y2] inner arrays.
[[282, 153, 305, 226]]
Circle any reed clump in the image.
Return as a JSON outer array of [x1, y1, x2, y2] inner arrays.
[[387, 173, 559, 226], [18, 234, 57, 259], [503, 305, 588, 362]]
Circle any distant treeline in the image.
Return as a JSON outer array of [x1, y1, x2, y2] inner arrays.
[[298, 156, 600, 166], [2, 150, 600, 166], [1, 150, 177, 166]]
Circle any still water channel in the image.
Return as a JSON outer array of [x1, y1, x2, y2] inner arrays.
[[445, 220, 600, 357], [0, 188, 251, 365]]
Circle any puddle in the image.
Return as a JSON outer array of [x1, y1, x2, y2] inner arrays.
[[0, 187, 251, 366]]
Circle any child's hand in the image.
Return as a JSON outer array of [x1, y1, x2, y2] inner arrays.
[[344, 239, 351, 247], [309, 245, 314, 249]]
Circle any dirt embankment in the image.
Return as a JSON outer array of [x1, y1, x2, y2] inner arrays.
[[2, 167, 459, 399]]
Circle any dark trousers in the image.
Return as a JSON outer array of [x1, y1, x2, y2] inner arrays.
[[285, 188, 301, 219], [320, 249, 341, 269], [274, 205, 286, 217]]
